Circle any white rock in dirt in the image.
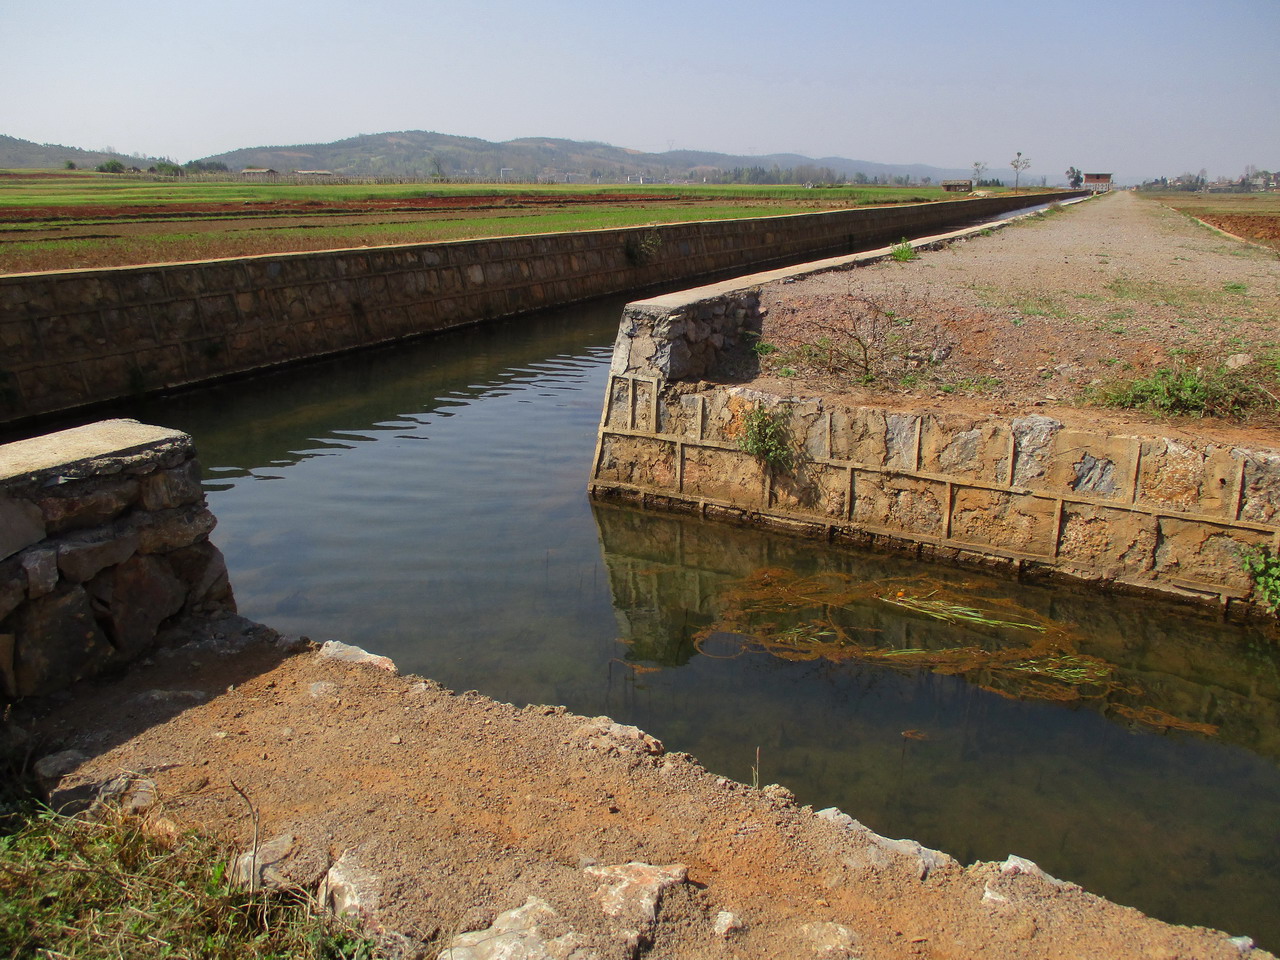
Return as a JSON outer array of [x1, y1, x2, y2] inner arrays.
[[585, 861, 687, 953], [33, 749, 87, 781], [713, 910, 745, 938], [317, 640, 398, 674], [1001, 854, 1064, 887], [573, 718, 664, 757], [321, 850, 382, 919], [817, 808, 954, 880], [232, 833, 296, 890], [94, 773, 157, 814], [799, 920, 860, 959], [1226, 353, 1254, 370], [437, 897, 599, 960]]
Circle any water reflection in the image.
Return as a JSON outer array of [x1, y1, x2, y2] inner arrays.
[[593, 502, 1280, 945]]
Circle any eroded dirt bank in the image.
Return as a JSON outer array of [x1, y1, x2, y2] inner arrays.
[[13, 616, 1268, 960]]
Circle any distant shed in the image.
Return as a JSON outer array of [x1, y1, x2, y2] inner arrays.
[[1083, 172, 1113, 192], [941, 179, 973, 193], [240, 167, 278, 177]]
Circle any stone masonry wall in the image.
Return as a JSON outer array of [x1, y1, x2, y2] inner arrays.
[[590, 282, 1280, 613], [1, 420, 234, 698], [0, 192, 1084, 425]]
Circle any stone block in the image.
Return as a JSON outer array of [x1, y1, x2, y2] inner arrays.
[[682, 446, 763, 506], [11, 586, 114, 697], [920, 415, 1011, 483], [21, 547, 58, 598], [1044, 430, 1137, 502], [130, 505, 217, 554], [0, 558, 24, 623], [139, 459, 204, 511], [1237, 448, 1280, 525], [166, 541, 235, 614], [57, 528, 139, 583], [0, 495, 45, 562], [850, 471, 945, 535], [1011, 415, 1063, 487], [772, 462, 847, 518], [951, 487, 1056, 554], [1136, 439, 1235, 515], [1057, 504, 1155, 577], [595, 436, 676, 489], [1154, 517, 1267, 590], [830, 407, 889, 467], [90, 554, 186, 657], [38, 477, 139, 534]]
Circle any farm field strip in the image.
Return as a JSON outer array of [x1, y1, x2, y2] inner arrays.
[[0, 203, 823, 273], [0, 173, 984, 273], [1147, 192, 1280, 251]]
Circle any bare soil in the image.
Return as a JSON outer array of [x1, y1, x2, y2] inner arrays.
[[754, 191, 1280, 440], [12, 617, 1265, 960]]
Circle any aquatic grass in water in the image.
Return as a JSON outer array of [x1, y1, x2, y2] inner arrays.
[[682, 568, 1210, 727]]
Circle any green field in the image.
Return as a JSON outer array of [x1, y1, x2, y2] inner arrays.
[[0, 171, 951, 210]]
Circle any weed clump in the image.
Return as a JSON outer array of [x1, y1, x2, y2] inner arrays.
[[0, 806, 376, 959], [889, 238, 917, 262]]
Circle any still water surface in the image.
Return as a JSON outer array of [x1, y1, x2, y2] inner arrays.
[[118, 298, 1280, 948]]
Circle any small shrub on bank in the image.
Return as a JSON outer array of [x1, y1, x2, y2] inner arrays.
[[738, 405, 793, 470], [1092, 364, 1278, 419], [1240, 546, 1280, 614]]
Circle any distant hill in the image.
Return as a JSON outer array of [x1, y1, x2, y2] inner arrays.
[[0, 135, 162, 171], [0, 129, 974, 183], [199, 131, 974, 183]]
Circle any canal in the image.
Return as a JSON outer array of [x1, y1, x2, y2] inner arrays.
[[83, 296, 1280, 949]]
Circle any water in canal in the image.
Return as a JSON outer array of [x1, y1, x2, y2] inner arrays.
[[111, 297, 1280, 949]]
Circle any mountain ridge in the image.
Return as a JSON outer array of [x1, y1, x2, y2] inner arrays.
[[0, 130, 976, 183]]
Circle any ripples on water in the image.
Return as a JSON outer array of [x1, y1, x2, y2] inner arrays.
[[92, 298, 1280, 948]]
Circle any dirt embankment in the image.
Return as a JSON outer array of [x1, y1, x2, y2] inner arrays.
[[13, 616, 1268, 960], [752, 191, 1280, 438]]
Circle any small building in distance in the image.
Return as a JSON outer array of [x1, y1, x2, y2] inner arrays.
[[294, 170, 333, 177], [240, 167, 278, 178], [941, 179, 973, 193], [1083, 173, 1113, 192]]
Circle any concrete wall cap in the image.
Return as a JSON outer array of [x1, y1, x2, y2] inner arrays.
[[0, 420, 191, 486]]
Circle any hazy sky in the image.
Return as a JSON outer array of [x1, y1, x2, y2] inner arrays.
[[2, 0, 1275, 183]]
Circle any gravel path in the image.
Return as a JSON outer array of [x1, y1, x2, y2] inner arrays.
[[757, 191, 1280, 439]]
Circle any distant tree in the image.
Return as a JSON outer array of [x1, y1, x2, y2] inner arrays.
[[1065, 166, 1083, 188], [153, 160, 184, 177], [95, 159, 125, 173], [64, 160, 77, 170], [972, 161, 987, 183], [1010, 151, 1031, 193]]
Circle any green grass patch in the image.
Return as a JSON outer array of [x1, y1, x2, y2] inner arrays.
[[939, 376, 1002, 394], [0, 806, 376, 959], [1092, 364, 1278, 419]]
